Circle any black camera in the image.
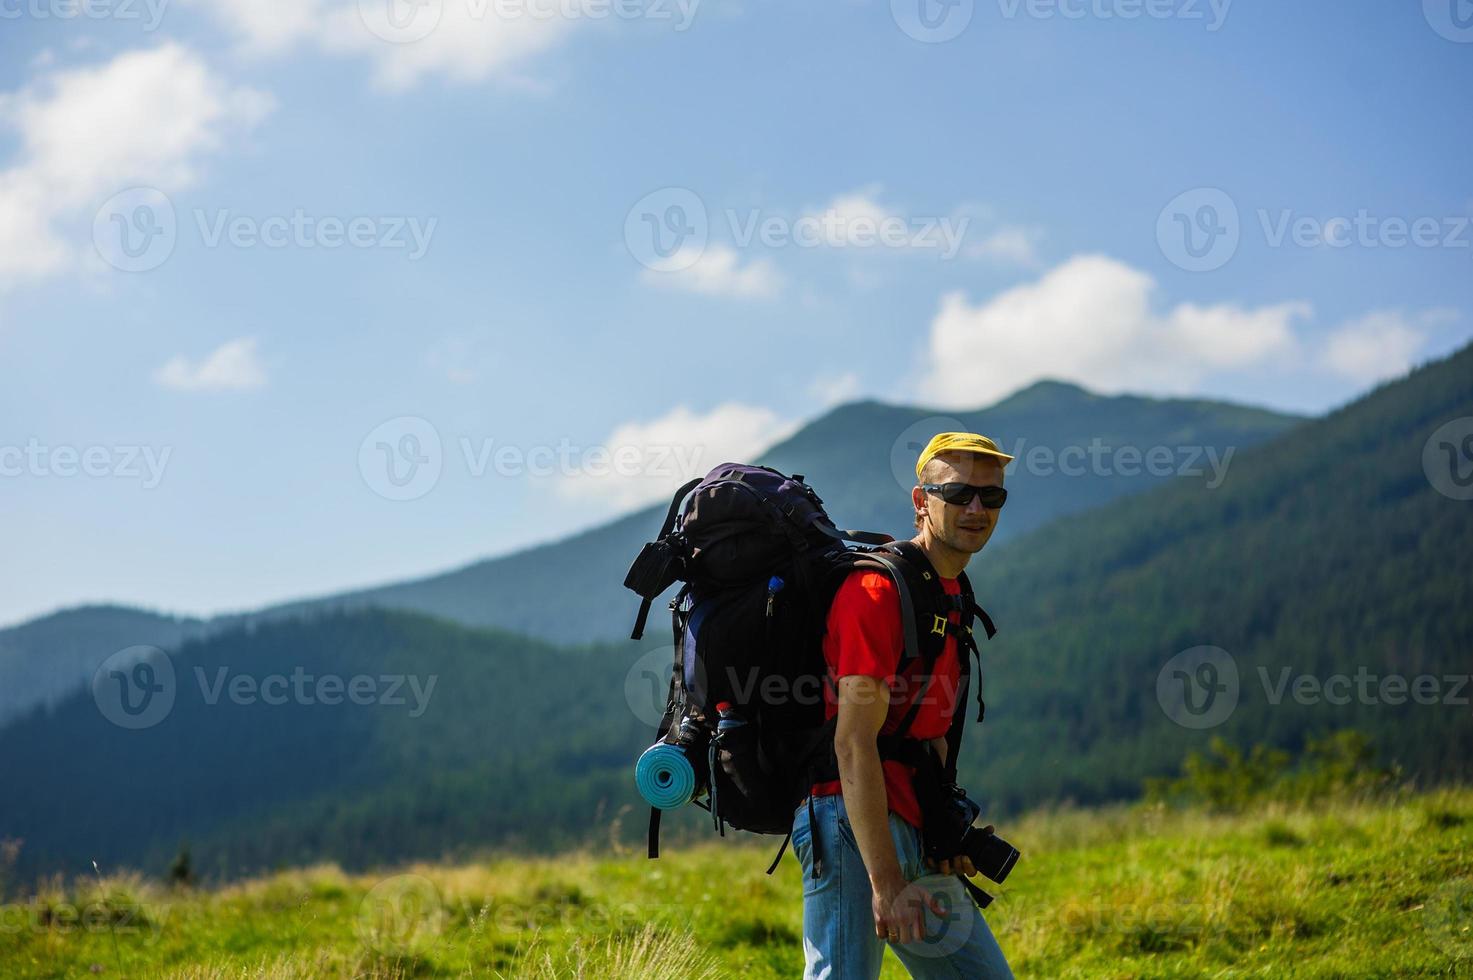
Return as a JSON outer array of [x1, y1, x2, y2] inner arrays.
[[921, 783, 1020, 885]]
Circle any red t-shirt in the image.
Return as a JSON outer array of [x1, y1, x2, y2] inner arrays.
[[810, 568, 963, 829]]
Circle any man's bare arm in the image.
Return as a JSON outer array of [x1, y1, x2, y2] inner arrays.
[[835, 675, 903, 885], [835, 675, 941, 942]]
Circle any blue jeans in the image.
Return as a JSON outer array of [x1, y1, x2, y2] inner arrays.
[[793, 794, 1013, 979]]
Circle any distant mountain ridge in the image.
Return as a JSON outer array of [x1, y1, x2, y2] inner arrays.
[[0, 379, 1302, 725], [219, 379, 1301, 638], [0, 609, 641, 879], [1, 346, 1468, 880], [0, 605, 207, 725], [963, 344, 1473, 810]]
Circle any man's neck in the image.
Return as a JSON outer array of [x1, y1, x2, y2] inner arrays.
[[911, 531, 971, 580]]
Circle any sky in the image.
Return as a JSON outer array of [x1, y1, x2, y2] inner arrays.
[[1, 0, 1470, 627]]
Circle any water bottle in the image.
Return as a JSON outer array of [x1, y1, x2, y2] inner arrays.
[[708, 702, 745, 832]]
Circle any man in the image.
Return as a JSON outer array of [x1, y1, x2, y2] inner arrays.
[[793, 432, 1015, 979]]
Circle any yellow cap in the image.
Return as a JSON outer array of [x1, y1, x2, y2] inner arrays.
[[915, 432, 1014, 481]]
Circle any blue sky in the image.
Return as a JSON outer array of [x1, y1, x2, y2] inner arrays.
[[1, 0, 1470, 627]]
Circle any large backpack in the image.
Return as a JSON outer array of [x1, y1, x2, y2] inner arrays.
[[622, 463, 998, 878]]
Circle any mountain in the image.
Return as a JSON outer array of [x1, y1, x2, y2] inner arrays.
[[229, 381, 1300, 643], [0, 381, 1301, 725], [0, 609, 648, 880], [2, 348, 1468, 880], [961, 343, 1473, 811], [0, 606, 206, 726]]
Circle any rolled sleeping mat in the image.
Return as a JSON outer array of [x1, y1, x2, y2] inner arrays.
[[635, 741, 698, 810]]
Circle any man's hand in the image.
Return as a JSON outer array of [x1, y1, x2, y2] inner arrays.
[[871, 869, 944, 945], [924, 822, 993, 876], [925, 854, 978, 877]]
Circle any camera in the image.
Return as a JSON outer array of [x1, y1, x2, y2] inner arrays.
[[921, 783, 1020, 885]]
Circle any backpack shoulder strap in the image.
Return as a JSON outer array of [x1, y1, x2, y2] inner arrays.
[[849, 552, 922, 669], [956, 569, 997, 640], [854, 547, 952, 741], [878, 544, 999, 771]]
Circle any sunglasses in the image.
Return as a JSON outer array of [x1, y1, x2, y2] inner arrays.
[[921, 482, 1008, 509]]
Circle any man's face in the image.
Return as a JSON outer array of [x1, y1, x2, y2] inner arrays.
[[915, 452, 1006, 554]]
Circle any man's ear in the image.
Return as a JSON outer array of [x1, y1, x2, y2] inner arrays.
[[911, 485, 928, 525]]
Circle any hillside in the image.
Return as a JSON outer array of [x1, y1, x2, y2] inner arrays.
[[0, 347, 1468, 882], [961, 343, 1473, 810], [0, 381, 1300, 725], [5, 789, 1471, 978], [0, 605, 206, 726], [241, 381, 1298, 645], [0, 610, 649, 880]]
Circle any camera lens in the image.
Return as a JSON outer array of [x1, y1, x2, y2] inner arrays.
[[965, 829, 1020, 884]]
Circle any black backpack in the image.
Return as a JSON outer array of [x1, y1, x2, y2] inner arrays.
[[623, 463, 997, 877]]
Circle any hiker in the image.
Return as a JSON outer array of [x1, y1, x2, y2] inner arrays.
[[793, 432, 1015, 979]]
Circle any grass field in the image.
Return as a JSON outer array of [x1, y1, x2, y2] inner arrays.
[[3, 788, 1471, 978]]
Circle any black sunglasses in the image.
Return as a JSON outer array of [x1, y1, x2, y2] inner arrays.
[[921, 482, 1008, 509]]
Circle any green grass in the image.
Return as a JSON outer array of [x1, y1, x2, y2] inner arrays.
[[4, 789, 1471, 978]]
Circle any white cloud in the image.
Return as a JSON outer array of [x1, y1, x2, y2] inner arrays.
[[641, 244, 782, 299], [798, 186, 969, 256], [964, 226, 1043, 267], [809, 371, 863, 407], [189, 0, 329, 53], [188, 0, 604, 91], [321, 1, 576, 90], [556, 402, 800, 509], [0, 172, 68, 284], [0, 44, 271, 287], [919, 254, 1309, 407], [805, 187, 893, 245], [1320, 310, 1440, 384], [154, 337, 268, 391], [1169, 300, 1309, 368]]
